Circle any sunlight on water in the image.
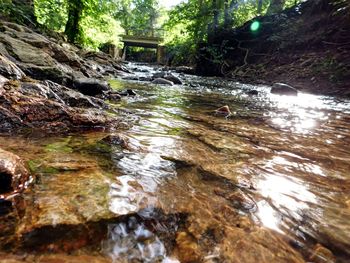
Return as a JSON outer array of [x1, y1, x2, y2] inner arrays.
[[268, 93, 333, 133], [270, 92, 328, 109], [103, 217, 180, 263], [109, 151, 177, 215], [256, 156, 318, 232]]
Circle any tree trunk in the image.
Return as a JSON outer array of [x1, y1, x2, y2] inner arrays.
[[266, 0, 285, 15], [257, 0, 263, 15], [212, 0, 219, 31], [64, 0, 84, 43]]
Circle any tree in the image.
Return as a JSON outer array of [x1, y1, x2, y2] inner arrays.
[[267, 0, 285, 15], [64, 0, 85, 43], [257, 0, 263, 14]]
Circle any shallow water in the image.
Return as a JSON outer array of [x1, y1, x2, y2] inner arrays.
[[1, 63, 350, 262]]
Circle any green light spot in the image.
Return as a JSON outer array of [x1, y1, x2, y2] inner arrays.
[[250, 21, 260, 32]]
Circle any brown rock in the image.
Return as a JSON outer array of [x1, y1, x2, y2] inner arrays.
[[175, 232, 202, 262], [0, 81, 118, 133], [0, 148, 30, 199], [215, 105, 231, 116], [309, 244, 335, 263]]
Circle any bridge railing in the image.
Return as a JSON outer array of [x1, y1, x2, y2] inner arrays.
[[125, 27, 164, 38]]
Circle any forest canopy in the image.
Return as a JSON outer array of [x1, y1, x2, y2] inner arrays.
[[0, 0, 347, 63]]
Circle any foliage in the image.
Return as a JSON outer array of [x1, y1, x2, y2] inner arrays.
[[163, 0, 305, 65], [35, 0, 68, 32]]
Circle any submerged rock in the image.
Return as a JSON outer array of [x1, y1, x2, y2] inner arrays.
[[0, 148, 29, 198], [309, 244, 335, 263], [152, 78, 174, 86], [271, 83, 298, 96], [215, 105, 232, 116], [101, 134, 129, 149]]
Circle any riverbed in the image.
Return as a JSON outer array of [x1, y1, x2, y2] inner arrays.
[[1, 63, 350, 262]]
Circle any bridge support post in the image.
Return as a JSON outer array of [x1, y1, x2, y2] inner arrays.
[[122, 45, 127, 61], [157, 45, 166, 64]]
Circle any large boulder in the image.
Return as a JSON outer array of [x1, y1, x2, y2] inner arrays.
[[271, 83, 298, 96], [0, 21, 125, 86], [0, 148, 29, 199], [0, 80, 118, 133], [164, 73, 182, 85], [73, 78, 110, 96]]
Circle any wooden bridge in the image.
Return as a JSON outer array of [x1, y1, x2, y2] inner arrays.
[[120, 34, 166, 64]]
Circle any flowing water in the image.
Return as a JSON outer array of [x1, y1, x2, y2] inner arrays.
[[1, 63, 350, 262]]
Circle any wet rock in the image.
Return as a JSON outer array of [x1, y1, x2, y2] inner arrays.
[[101, 134, 129, 149], [215, 105, 232, 116], [21, 64, 72, 86], [174, 66, 195, 75], [0, 253, 112, 263], [0, 81, 118, 133], [214, 188, 257, 212], [164, 73, 182, 85], [0, 148, 29, 198], [122, 76, 139, 81], [152, 72, 166, 79], [246, 90, 259, 95], [138, 76, 152, 82], [152, 72, 182, 84], [107, 92, 122, 101], [152, 78, 174, 86], [45, 80, 105, 108], [175, 232, 202, 263], [309, 244, 335, 263], [271, 83, 298, 96], [126, 89, 137, 96], [73, 78, 110, 96]]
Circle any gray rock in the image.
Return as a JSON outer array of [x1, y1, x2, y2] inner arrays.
[[271, 83, 298, 96], [164, 73, 182, 85], [0, 55, 26, 79], [152, 72, 166, 79], [152, 72, 182, 84], [246, 90, 258, 96], [73, 78, 110, 96], [0, 75, 8, 89], [152, 78, 174, 86]]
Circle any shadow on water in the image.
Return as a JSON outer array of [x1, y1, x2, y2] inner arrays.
[[1, 63, 350, 262]]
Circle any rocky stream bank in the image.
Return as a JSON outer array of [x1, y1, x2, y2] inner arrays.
[[1, 19, 350, 263]]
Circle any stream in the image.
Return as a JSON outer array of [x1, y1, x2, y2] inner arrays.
[[1, 63, 350, 262]]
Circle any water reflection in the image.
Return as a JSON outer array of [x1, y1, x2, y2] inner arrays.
[[255, 156, 318, 234], [2, 63, 350, 261]]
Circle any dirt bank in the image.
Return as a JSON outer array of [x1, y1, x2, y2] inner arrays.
[[196, 0, 350, 97]]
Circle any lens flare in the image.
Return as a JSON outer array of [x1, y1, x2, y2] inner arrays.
[[250, 21, 260, 32]]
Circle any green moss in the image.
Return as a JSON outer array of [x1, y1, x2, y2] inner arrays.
[[45, 140, 73, 153], [27, 159, 59, 174]]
